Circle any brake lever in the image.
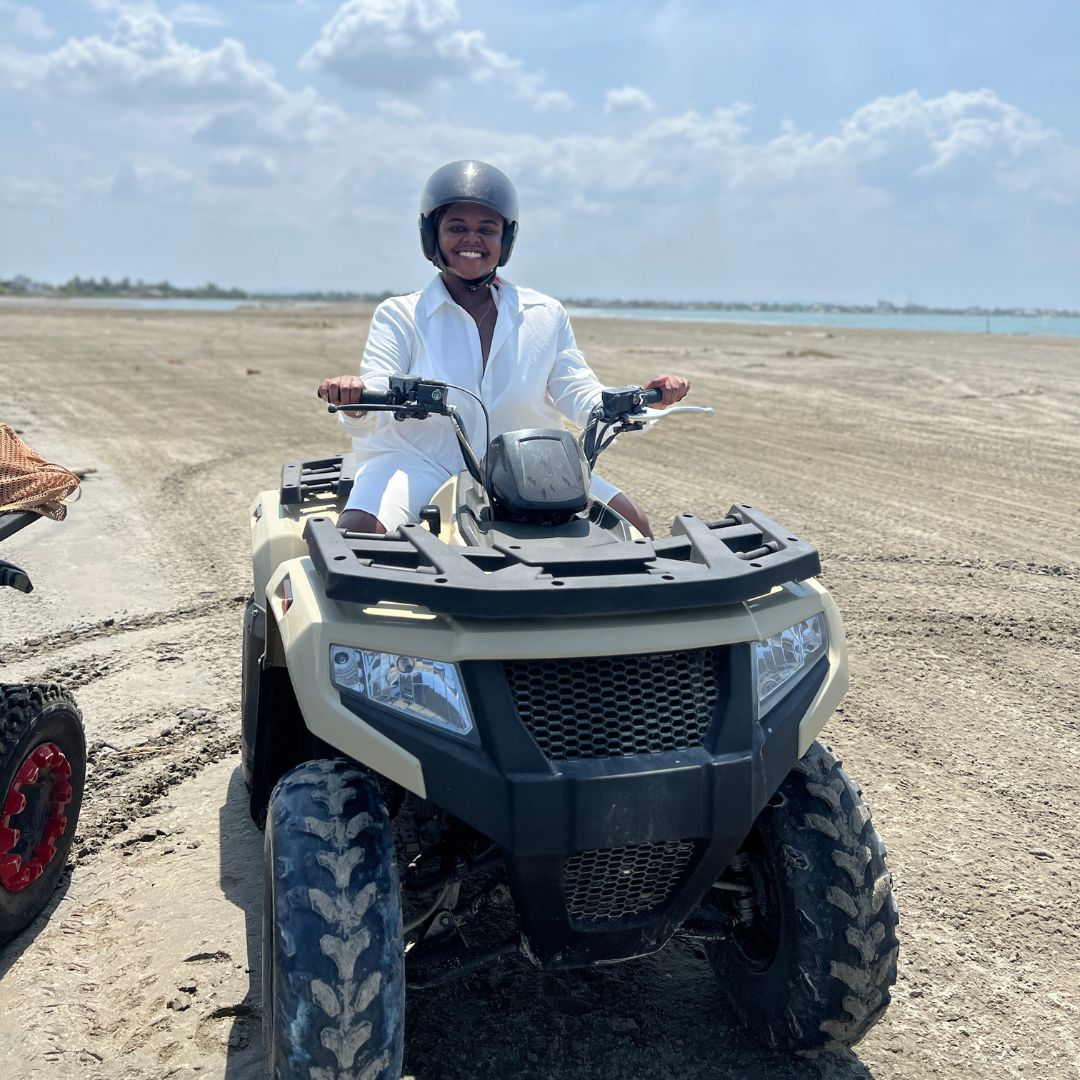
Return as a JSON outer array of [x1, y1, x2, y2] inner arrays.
[[636, 405, 716, 422], [327, 403, 394, 413]]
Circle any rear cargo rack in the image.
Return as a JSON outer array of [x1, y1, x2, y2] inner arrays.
[[280, 455, 355, 505], [288, 455, 820, 617]]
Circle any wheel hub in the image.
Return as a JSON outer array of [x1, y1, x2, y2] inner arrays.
[[0, 742, 74, 893], [714, 837, 781, 971]]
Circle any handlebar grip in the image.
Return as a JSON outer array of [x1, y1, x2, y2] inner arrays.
[[639, 387, 664, 405], [324, 387, 394, 413], [355, 389, 393, 407]]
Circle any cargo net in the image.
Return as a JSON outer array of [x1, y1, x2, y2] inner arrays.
[[0, 425, 81, 521]]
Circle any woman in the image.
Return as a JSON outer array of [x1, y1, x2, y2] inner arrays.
[[318, 160, 688, 538]]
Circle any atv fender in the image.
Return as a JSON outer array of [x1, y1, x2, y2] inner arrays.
[[250, 488, 326, 612], [264, 557, 427, 798], [792, 578, 849, 754]]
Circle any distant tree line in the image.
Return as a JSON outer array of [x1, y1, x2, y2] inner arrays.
[[0, 273, 1075, 317], [0, 274, 394, 304], [562, 296, 1080, 319]]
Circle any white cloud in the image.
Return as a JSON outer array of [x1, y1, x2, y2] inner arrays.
[[209, 147, 277, 187], [376, 96, 424, 124], [110, 159, 198, 201], [498, 104, 754, 204], [169, 3, 226, 28], [307, 89, 1076, 243], [833, 89, 1054, 171], [1, 175, 65, 205], [1, 11, 285, 105], [0, 1, 52, 40], [1, 7, 345, 156], [302, 0, 572, 111], [85, 0, 143, 12], [603, 86, 655, 114], [192, 93, 346, 147], [5, 55, 1077, 304]]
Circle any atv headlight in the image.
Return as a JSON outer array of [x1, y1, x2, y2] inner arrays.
[[329, 646, 474, 738], [754, 613, 828, 716]]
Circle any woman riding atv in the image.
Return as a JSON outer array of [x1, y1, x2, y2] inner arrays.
[[317, 159, 689, 539]]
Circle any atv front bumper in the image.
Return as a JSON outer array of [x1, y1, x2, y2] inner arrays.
[[265, 558, 847, 967], [333, 628, 829, 967]]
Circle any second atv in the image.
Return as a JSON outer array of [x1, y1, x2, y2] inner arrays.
[[0, 511, 86, 942]]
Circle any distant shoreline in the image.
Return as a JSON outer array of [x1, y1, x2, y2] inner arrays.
[[1, 276, 1076, 320], [565, 298, 1080, 319], [8, 293, 1078, 321], [5, 294, 1080, 337]]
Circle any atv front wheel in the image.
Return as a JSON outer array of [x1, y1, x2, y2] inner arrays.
[[0, 684, 86, 938], [263, 758, 404, 1080], [707, 741, 898, 1050]]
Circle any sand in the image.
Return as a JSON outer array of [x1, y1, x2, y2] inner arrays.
[[0, 301, 1077, 1079]]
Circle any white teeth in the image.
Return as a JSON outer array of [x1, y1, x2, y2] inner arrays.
[[457, 251, 482, 258]]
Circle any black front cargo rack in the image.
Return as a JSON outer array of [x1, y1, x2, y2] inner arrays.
[[302, 511, 819, 622], [281, 455, 820, 617]]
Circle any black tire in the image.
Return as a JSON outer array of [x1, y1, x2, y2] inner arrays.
[[707, 741, 899, 1050], [241, 591, 268, 792], [263, 759, 404, 1080], [0, 684, 86, 938]]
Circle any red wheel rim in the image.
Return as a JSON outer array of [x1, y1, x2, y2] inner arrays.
[[0, 742, 73, 893]]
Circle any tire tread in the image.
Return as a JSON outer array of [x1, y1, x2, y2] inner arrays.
[[264, 760, 403, 1080], [709, 740, 899, 1051]]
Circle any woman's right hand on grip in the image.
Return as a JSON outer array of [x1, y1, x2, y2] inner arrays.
[[318, 375, 367, 417]]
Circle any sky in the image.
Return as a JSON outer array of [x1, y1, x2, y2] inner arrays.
[[1, 0, 1078, 307]]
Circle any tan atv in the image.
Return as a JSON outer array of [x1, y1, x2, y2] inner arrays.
[[242, 377, 898, 1078]]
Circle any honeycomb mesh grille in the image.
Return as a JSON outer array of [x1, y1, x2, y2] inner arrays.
[[503, 648, 723, 760], [564, 841, 699, 927]]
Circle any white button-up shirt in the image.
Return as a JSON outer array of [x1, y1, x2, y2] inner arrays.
[[338, 275, 604, 475]]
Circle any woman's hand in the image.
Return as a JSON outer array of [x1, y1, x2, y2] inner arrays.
[[644, 374, 690, 408], [317, 375, 368, 418]]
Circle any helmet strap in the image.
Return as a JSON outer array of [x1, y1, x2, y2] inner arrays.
[[462, 267, 498, 292], [433, 239, 499, 292]]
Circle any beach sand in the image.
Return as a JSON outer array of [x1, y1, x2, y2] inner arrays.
[[1, 302, 1078, 1078]]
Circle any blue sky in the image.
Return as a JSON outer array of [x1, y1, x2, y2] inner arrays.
[[2, 1, 1077, 307]]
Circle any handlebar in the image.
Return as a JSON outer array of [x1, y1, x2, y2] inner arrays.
[[599, 385, 662, 421], [325, 377, 451, 419], [324, 378, 666, 420], [583, 384, 710, 467], [322, 375, 709, 476]]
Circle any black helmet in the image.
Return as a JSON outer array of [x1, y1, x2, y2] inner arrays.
[[419, 160, 519, 268]]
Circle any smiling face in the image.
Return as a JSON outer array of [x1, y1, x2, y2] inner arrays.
[[437, 201, 504, 278]]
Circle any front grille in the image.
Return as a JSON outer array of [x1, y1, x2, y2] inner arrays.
[[564, 841, 699, 927], [503, 648, 723, 760]]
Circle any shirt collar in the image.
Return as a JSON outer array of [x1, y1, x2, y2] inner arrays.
[[418, 274, 455, 318], [417, 274, 541, 320]]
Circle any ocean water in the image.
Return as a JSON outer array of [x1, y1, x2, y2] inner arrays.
[[564, 306, 1080, 338], [45, 297, 254, 312], [7, 296, 1078, 337]]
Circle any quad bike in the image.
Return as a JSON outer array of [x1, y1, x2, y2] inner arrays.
[[243, 377, 898, 1078], [0, 512, 86, 941]]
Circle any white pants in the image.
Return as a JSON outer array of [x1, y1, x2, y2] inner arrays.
[[344, 452, 619, 532]]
